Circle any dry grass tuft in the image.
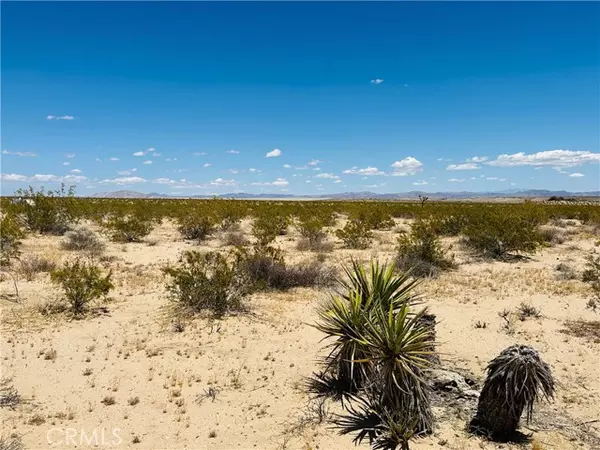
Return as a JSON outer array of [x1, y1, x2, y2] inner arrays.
[[561, 320, 600, 343]]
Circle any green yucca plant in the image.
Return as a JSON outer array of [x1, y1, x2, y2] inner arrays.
[[470, 345, 555, 440]]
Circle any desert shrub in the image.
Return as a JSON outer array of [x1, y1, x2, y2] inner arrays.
[[177, 213, 217, 242], [221, 230, 248, 247], [296, 236, 334, 252], [50, 259, 113, 316], [396, 220, 455, 277], [101, 215, 154, 242], [217, 207, 245, 231], [349, 206, 395, 230], [538, 225, 568, 245], [251, 215, 290, 246], [296, 216, 328, 247], [163, 251, 248, 318], [335, 219, 373, 249], [61, 227, 105, 255], [430, 214, 470, 236], [462, 211, 544, 258], [0, 215, 25, 266], [582, 253, 600, 308], [236, 245, 335, 291], [554, 262, 577, 280], [19, 255, 56, 281], [13, 184, 77, 235]]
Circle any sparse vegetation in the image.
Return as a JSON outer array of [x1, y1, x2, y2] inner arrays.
[[61, 227, 105, 254], [395, 219, 455, 277], [163, 250, 248, 318], [0, 215, 25, 267], [516, 302, 542, 321], [50, 259, 114, 316], [13, 184, 77, 235], [335, 219, 373, 249], [102, 215, 155, 242], [177, 212, 217, 242], [18, 255, 56, 281], [582, 253, 600, 309]]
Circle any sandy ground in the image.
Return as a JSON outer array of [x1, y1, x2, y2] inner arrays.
[[1, 218, 599, 450]]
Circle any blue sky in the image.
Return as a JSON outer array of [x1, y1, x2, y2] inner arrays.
[[1, 2, 599, 195]]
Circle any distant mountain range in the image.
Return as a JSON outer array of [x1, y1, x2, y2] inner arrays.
[[89, 189, 600, 200]]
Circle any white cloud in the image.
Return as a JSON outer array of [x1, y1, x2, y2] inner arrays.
[[488, 150, 600, 167], [133, 151, 145, 157], [63, 162, 70, 166], [248, 168, 261, 173], [315, 173, 340, 180], [334, 179, 342, 183], [226, 150, 240, 154], [46, 115, 74, 120], [229, 169, 240, 174], [203, 163, 212, 168], [70, 169, 82, 174], [467, 156, 488, 163], [109, 157, 120, 161], [370, 79, 384, 84], [412, 180, 428, 186], [391, 157, 424, 176], [193, 152, 208, 156], [101, 176, 146, 185], [343, 166, 385, 176], [569, 172, 585, 177], [364, 183, 386, 188], [485, 177, 507, 181], [152, 178, 176, 185], [446, 163, 479, 171], [165, 158, 178, 162], [265, 148, 282, 158], [210, 178, 237, 187], [312, 167, 321, 171], [142, 160, 152, 165], [448, 178, 466, 183], [152, 152, 161, 157], [2, 150, 37, 157], [64, 153, 76, 158], [96, 158, 102, 162], [251, 177, 289, 187], [0, 173, 28, 182], [308, 159, 322, 166], [283, 164, 292, 169]]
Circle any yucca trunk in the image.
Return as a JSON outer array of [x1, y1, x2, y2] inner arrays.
[[470, 345, 555, 440]]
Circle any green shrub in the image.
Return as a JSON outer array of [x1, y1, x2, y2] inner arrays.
[[251, 215, 289, 246], [335, 219, 373, 249], [102, 215, 154, 242], [163, 251, 248, 318], [61, 227, 105, 255], [462, 211, 544, 258], [0, 215, 25, 266], [396, 220, 455, 277], [221, 230, 248, 247], [50, 259, 113, 316], [349, 206, 395, 230], [296, 215, 331, 251], [13, 185, 77, 235], [236, 245, 335, 291], [177, 213, 217, 242]]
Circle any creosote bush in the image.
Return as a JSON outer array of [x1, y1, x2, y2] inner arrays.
[[236, 245, 335, 291], [582, 253, 600, 309], [296, 216, 330, 251], [462, 211, 544, 258], [61, 227, 105, 255], [0, 215, 25, 267], [395, 220, 455, 277], [163, 250, 248, 318], [177, 213, 217, 242], [221, 230, 248, 247], [251, 215, 290, 246], [50, 259, 113, 316], [13, 184, 77, 235], [335, 219, 373, 249], [102, 215, 155, 243]]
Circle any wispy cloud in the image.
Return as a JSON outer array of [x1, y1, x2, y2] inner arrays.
[[63, 162, 70, 166], [133, 151, 145, 157], [485, 177, 507, 181], [101, 176, 146, 185], [117, 168, 137, 176], [210, 178, 237, 187], [308, 159, 322, 166], [315, 173, 340, 180], [165, 158, 178, 162], [283, 164, 292, 169], [226, 149, 240, 154], [64, 153, 76, 158], [467, 156, 488, 163], [193, 152, 208, 156], [70, 169, 82, 174], [412, 180, 428, 186], [203, 163, 212, 168], [446, 163, 480, 171], [391, 157, 423, 176], [265, 148, 282, 158], [142, 160, 152, 165], [251, 177, 289, 187], [448, 178, 466, 183], [487, 150, 600, 167], [1, 173, 87, 183], [343, 166, 385, 176], [370, 79, 384, 84], [248, 168, 261, 173], [46, 115, 74, 120], [569, 172, 585, 177], [2, 150, 37, 157]]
